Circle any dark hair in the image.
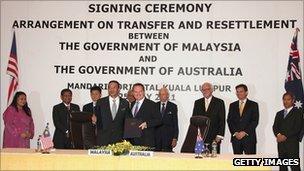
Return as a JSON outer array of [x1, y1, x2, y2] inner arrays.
[[283, 92, 295, 100], [10, 91, 31, 117], [132, 83, 145, 91], [61, 88, 72, 96], [108, 80, 121, 89], [90, 86, 101, 93], [235, 84, 248, 92]]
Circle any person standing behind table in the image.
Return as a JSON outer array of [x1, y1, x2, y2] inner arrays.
[[273, 92, 303, 171], [130, 83, 162, 148], [82, 86, 102, 149], [192, 82, 225, 153], [155, 87, 179, 152], [52, 88, 80, 149], [227, 84, 259, 154], [95, 80, 131, 146], [3, 91, 34, 148], [126, 89, 135, 108]]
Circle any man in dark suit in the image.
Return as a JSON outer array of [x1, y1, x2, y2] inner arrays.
[[130, 83, 162, 148], [52, 88, 80, 149], [227, 84, 259, 154], [95, 80, 131, 146], [155, 88, 179, 152], [126, 89, 135, 108], [82, 86, 102, 149], [273, 92, 303, 171], [192, 82, 225, 153]]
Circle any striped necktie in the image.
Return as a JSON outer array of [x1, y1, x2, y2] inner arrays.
[[239, 101, 244, 116]]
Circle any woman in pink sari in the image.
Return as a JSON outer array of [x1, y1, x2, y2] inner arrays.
[[3, 91, 34, 148]]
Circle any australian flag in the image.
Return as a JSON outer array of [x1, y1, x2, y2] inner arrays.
[[284, 28, 304, 141], [194, 128, 204, 154], [285, 28, 304, 109]]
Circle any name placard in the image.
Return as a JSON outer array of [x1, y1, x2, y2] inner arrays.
[[128, 150, 153, 157], [88, 149, 112, 156]]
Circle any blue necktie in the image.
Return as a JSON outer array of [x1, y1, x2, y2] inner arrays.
[[134, 102, 139, 117], [283, 109, 288, 118]]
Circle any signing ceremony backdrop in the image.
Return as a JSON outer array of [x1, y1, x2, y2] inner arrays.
[[1, 0, 303, 159]]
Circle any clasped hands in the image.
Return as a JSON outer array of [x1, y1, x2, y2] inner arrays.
[[234, 131, 247, 140]]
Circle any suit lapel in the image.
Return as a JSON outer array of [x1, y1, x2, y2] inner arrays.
[[61, 103, 70, 112], [236, 101, 241, 117], [202, 98, 207, 113], [165, 102, 170, 114], [115, 97, 124, 120], [105, 96, 113, 120], [162, 102, 170, 117], [284, 107, 294, 119], [135, 99, 145, 118]]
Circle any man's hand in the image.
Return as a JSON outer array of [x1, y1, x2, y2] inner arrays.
[[235, 131, 246, 140], [276, 133, 287, 142], [91, 114, 97, 124], [139, 122, 147, 130], [215, 136, 222, 143], [171, 139, 177, 148], [238, 131, 247, 139]]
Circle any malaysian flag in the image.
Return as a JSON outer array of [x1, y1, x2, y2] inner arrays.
[[40, 136, 54, 150], [6, 31, 19, 104], [285, 28, 304, 109], [194, 128, 204, 154]]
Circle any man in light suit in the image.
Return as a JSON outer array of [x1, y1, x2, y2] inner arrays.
[[273, 92, 303, 171], [95, 80, 131, 146], [131, 83, 162, 148], [192, 82, 225, 153], [52, 88, 80, 149], [227, 84, 259, 154], [82, 86, 102, 149], [155, 88, 179, 152]]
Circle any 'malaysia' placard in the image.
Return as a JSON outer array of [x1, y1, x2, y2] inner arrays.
[[88, 149, 112, 155]]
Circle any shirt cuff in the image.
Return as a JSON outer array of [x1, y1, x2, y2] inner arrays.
[[216, 135, 224, 140]]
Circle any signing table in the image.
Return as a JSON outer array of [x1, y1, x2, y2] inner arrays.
[[1, 148, 271, 170]]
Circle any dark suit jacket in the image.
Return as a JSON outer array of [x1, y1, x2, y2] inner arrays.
[[155, 101, 179, 149], [227, 99, 259, 144], [192, 96, 225, 143], [95, 96, 131, 146], [273, 107, 303, 144], [131, 98, 162, 148], [82, 102, 97, 149], [52, 102, 80, 149]]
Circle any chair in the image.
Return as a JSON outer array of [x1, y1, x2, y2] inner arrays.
[[70, 112, 93, 149], [181, 115, 210, 153]]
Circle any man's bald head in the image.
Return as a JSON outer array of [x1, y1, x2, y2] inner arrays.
[[201, 82, 213, 98], [159, 87, 169, 102]]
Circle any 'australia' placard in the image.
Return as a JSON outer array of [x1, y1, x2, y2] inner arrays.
[[128, 150, 153, 157]]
